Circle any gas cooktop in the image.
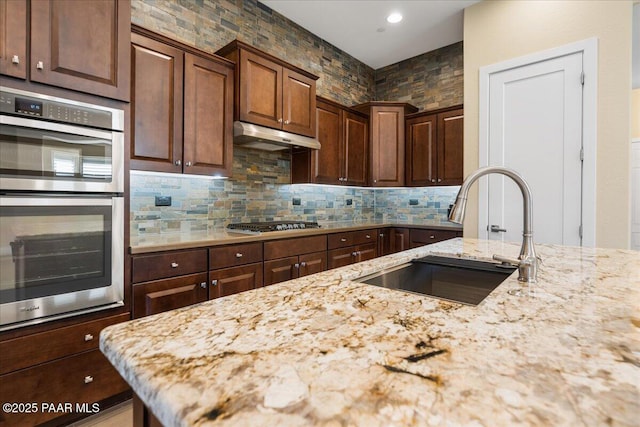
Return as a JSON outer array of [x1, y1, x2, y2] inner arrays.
[[226, 221, 321, 234]]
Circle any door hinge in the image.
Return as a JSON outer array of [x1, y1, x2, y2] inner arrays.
[[580, 71, 585, 85], [579, 224, 583, 239], [580, 147, 584, 161]]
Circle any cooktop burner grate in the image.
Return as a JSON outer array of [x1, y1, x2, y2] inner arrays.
[[226, 221, 320, 233]]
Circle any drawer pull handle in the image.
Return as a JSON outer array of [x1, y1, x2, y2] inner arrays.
[[366, 235, 371, 239], [84, 334, 94, 342], [211, 279, 218, 286], [36, 60, 44, 70], [12, 55, 20, 64], [171, 262, 179, 268], [430, 235, 435, 239], [352, 252, 358, 257], [340, 238, 347, 242], [200, 282, 207, 289], [84, 376, 93, 384], [235, 253, 243, 258], [300, 262, 306, 267], [294, 263, 300, 269]]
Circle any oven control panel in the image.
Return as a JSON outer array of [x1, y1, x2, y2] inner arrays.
[[0, 88, 114, 130]]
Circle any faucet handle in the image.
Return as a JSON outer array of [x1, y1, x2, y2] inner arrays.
[[492, 254, 520, 266]]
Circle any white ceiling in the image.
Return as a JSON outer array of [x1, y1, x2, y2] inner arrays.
[[261, 0, 481, 69]]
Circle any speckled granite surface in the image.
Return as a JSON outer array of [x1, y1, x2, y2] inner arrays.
[[129, 220, 462, 254], [101, 238, 640, 426]]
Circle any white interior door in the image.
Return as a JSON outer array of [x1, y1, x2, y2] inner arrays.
[[483, 52, 584, 246]]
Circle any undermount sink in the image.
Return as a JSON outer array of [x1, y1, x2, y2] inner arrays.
[[357, 255, 517, 305]]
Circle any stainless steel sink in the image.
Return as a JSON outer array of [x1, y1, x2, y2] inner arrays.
[[357, 255, 517, 305]]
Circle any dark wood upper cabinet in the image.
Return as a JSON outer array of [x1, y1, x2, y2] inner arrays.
[[353, 102, 418, 187], [0, 0, 27, 79], [217, 40, 318, 138], [130, 33, 183, 173], [406, 106, 463, 186], [130, 26, 234, 177], [29, 0, 131, 101], [291, 97, 368, 186]]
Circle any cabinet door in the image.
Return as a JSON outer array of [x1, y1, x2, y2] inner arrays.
[[239, 49, 282, 129], [369, 106, 405, 187], [327, 247, 357, 269], [298, 251, 327, 277], [282, 68, 316, 137], [0, 349, 129, 427], [132, 273, 208, 319], [0, 0, 27, 79], [313, 100, 343, 185], [390, 228, 410, 253], [30, 0, 130, 101], [209, 263, 263, 298], [183, 53, 234, 176], [343, 110, 368, 186], [406, 114, 437, 186], [130, 34, 184, 173], [410, 229, 460, 248], [437, 109, 464, 185], [378, 228, 391, 256], [264, 256, 298, 286], [355, 242, 377, 262]]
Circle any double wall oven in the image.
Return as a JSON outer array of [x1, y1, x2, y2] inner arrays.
[[0, 87, 124, 330]]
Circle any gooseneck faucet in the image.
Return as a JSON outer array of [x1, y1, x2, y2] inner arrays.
[[448, 166, 538, 283]]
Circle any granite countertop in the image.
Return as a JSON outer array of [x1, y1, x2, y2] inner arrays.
[[101, 238, 640, 426], [129, 220, 463, 254]]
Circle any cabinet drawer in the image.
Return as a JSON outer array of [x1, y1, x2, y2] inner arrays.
[[0, 349, 129, 426], [328, 229, 377, 249], [209, 242, 262, 269], [264, 235, 327, 260], [0, 313, 129, 375], [132, 249, 207, 283], [133, 273, 208, 319], [410, 229, 460, 248], [209, 262, 263, 298]]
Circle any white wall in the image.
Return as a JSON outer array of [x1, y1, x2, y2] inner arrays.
[[464, 0, 633, 249]]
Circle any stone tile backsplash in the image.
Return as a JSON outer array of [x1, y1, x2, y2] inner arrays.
[[130, 148, 459, 235]]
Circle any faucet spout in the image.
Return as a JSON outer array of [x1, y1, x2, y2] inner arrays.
[[448, 166, 538, 283]]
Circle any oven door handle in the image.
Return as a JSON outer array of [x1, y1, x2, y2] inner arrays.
[[0, 115, 115, 140]]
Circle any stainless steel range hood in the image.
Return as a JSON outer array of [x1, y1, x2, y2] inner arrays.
[[233, 121, 321, 151]]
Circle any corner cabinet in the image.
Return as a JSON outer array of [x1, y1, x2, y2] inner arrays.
[[291, 97, 368, 186], [130, 26, 234, 177], [405, 106, 464, 186], [217, 40, 318, 138], [353, 102, 418, 187], [0, 0, 131, 101]]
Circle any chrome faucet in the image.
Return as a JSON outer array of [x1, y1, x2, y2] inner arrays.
[[448, 166, 538, 283]]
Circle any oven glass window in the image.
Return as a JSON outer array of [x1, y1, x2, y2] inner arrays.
[[0, 204, 112, 304], [0, 125, 113, 182]]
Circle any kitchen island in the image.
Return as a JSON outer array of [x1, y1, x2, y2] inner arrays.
[[101, 238, 640, 426]]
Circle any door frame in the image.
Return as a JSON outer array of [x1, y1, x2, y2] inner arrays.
[[478, 38, 598, 247]]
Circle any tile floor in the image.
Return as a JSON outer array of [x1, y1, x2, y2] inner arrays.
[[67, 400, 133, 427]]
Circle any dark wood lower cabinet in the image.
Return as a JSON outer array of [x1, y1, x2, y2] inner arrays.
[[409, 229, 462, 248], [0, 349, 129, 427], [133, 393, 163, 427], [328, 242, 377, 269], [263, 251, 327, 286], [390, 228, 411, 253], [209, 262, 263, 299], [133, 273, 208, 319]]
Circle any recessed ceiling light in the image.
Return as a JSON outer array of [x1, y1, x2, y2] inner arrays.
[[386, 12, 403, 24]]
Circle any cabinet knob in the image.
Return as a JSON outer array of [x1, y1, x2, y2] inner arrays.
[[84, 376, 94, 384], [373, 180, 377, 183], [278, 118, 283, 123], [352, 252, 358, 257], [300, 261, 306, 267], [211, 279, 218, 286], [294, 263, 300, 269], [365, 235, 371, 239], [84, 334, 93, 342], [379, 233, 384, 237], [175, 160, 182, 166], [171, 262, 179, 268], [235, 253, 243, 258], [185, 161, 192, 167], [431, 179, 436, 183], [11, 55, 19, 64], [36, 61, 44, 70], [430, 235, 435, 239], [200, 282, 207, 289], [437, 178, 442, 183], [340, 238, 347, 242], [284, 120, 290, 124]]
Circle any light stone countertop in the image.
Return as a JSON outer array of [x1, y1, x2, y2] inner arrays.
[[101, 238, 640, 426], [129, 220, 462, 254]]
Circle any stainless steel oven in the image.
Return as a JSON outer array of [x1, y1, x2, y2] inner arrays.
[[0, 87, 124, 193], [0, 87, 125, 330]]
